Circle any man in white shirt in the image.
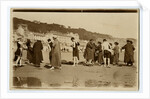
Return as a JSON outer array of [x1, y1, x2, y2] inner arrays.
[[102, 39, 111, 67]]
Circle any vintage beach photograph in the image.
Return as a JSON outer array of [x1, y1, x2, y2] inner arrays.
[[10, 9, 139, 90]]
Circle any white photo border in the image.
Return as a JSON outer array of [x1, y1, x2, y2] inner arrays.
[[0, 0, 149, 99]]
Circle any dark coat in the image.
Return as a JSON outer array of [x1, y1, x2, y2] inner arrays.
[[33, 40, 43, 65], [48, 42, 53, 63], [122, 43, 135, 63], [26, 42, 33, 63], [84, 42, 94, 60], [97, 44, 104, 64]]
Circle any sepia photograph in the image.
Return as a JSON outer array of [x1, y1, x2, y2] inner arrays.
[[10, 9, 139, 91]]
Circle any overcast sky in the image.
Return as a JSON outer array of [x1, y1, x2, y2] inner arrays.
[[12, 12, 138, 39]]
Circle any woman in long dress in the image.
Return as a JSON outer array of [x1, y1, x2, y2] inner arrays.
[[50, 36, 61, 69], [113, 42, 119, 65], [97, 41, 104, 65], [93, 43, 98, 63], [84, 39, 94, 65], [26, 39, 33, 64], [71, 37, 80, 66], [33, 40, 43, 67], [122, 40, 135, 66]]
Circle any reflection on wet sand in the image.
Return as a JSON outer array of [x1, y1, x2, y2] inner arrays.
[[13, 76, 135, 89], [85, 79, 134, 88], [13, 77, 42, 88], [12, 60, 137, 90]]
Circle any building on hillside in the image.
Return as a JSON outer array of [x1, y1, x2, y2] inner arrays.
[[45, 31, 79, 45], [13, 24, 81, 52], [45, 31, 80, 52], [66, 32, 79, 41]]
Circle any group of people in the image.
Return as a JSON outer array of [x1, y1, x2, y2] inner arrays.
[[47, 36, 61, 69], [83, 39, 135, 67], [14, 36, 61, 70], [14, 38, 44, 67], [14, 36, 135, 69], [69, 37, 135, 68]]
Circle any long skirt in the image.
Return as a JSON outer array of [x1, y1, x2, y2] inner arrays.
[[84, 48, 94, 60], [98, 52, 104, 64], [113, 53, 119, 64], [49, 51, 52, 64], [33, 51, 43, 66], [40, 51, 43, 62], [27, 49, 33, 63], [110, 54, 114, 64], [124, 52, 134, 63], [51, 52, 61, 67]]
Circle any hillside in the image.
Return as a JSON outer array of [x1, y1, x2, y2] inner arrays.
[[13, 17, 113, 40]]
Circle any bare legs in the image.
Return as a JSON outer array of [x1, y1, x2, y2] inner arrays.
[[104, 58, 110, 67], [16, 56, 22, 66], [73, 57, 78, 66]]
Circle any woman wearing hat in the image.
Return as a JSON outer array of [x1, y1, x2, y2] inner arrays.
[[84, 39, 95, 65], [50, 36, 61, 70], [97, 41, 104, 65], [33, 39, 43, 67], [26, 39, 33, 64], [121, 40, 135, 66], [113, 42, 119, 65]]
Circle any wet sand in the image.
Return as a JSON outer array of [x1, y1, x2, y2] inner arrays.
[[11, 51, 138, 90]]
